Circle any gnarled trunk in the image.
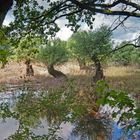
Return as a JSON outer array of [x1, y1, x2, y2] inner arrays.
[[47, 64, 67, 79], [25, 60, 34, 76], [0, 0, 13, 27], [92, 56, 105, 83]]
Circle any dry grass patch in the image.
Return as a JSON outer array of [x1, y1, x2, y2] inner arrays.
[[105, 66, 140, 94]]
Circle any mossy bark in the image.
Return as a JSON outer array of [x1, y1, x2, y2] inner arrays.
[[47, 64, 67, 79]]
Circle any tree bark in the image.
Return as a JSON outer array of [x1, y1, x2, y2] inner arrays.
[[0, 0, 13, 27], [92, 56, 105, 83], [47, 64, 67, 79], [77, 58, 86, 69], [25, 59, 34, 76]]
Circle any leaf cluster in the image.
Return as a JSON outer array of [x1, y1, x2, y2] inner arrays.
[[112, 41, 140, 66], [96, 80, 140, 132], [67, 25, 112, 62], [37, 39, 68, 65]]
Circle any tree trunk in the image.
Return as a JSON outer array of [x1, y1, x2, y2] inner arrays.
[[77, 58, 86, 69], [47, 64, 67, 79], [0, 0, 13, 27], [92, 56, 105, 83], [25, 60, 34, 76]]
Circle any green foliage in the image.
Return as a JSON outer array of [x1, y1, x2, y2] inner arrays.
[[6, 0, 140, 42], [67, 31, 89, 60], [67, 25, 112, 64], [0, 45, 11, 68], [96, 80, 140, 131], [130, 48, 140, 65], [0, 80, 87, 139], [112, 41, 140, 66], [0, 27, 12, 67], [14, 35, 40, 62], [10, 0, 96, 40], [37, 39, 68, 65]]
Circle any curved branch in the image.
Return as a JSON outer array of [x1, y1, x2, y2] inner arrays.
[[95, 8, 140, 17], [100, 43, 140, 61], [69, 0, 140, 18], [94, 0, 122, 8], [94, 0, 140, 10]]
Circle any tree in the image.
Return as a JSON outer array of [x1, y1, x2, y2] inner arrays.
[[68, 25, 112, 82], [15, 35, 39, 76], [0, 1, 139, 40], [1, 0, 140, 61], [67, 31, 90, 69], [112, 42, 134, 66], [112, 41, 140, 66], [131, 48, 140, 66], [37, 39, 68, 78]]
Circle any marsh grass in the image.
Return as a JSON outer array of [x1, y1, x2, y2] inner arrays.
[[0, 62, 139, 96], [105, 66, 140, 94]]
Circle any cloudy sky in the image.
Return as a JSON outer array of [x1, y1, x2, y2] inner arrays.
[[3, 9, 140, 43]]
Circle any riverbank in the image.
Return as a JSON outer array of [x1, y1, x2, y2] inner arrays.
[[0, 62, 140, 95]]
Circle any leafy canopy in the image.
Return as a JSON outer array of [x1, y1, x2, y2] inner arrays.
[[37, 39, 68, 65], [8, 0, 140, 40], [15, 35, 40, 62], [67, 25, 112, 62], [112, 41, 140, 66], [0, 27, 12, 67]]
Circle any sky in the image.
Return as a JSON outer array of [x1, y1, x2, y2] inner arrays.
[[3, 9, 140, 44]]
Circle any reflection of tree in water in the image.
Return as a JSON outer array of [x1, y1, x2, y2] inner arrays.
[[0, 86, 113, 140], [7, 89, 67, 139], [71, 116, 112, 140]]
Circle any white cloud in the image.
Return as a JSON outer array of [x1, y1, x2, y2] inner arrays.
[[56, 27, 73, 41], [3, 9, 140, 43]]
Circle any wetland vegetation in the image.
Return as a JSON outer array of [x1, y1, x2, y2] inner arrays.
[[0, 0, 140, 139]]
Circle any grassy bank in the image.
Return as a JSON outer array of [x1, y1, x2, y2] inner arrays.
[[0, 62, 140, 95]]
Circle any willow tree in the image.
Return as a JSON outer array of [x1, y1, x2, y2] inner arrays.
[[68, 25, 112, 82], [67, 31, 90, 69], [37, 39, 68, 78], [0, 1, 140, 65]]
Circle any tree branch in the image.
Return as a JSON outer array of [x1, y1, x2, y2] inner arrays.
[[69, 0, 140, 18], [43, 9, 83, 26], [100, 43, 140, 61], [94, 0, 122, 8], [94, 0, 140, 10], [95, 8, 140, 17]]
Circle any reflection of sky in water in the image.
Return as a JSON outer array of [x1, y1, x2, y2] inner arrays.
[[31, 119, 49, 135], [0, 118, 75, 140], [0, 118, 18, 140], [0, 89, 140, 140], [112, 123, 140, 140], [0, 114, 140, 140]]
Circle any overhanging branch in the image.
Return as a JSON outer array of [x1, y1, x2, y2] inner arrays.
[[100, 42, 140, 61], [69, 0, 140, 18]]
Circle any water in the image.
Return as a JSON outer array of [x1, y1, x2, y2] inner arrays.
[[0, 85, 139, 140]]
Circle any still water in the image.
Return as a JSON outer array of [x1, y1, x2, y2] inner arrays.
[[0, 85, 139, 140]]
